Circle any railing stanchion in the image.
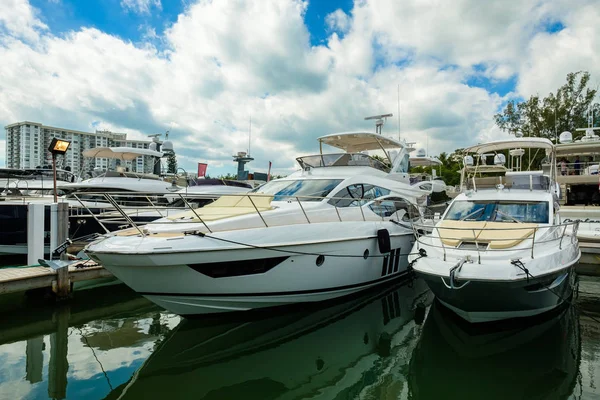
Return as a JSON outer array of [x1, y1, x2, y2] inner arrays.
[[472, 228, 481, 264], [437, 226, 447, 262], [334, 204, 342, 222], [145, 196, 164, 218], [530, 228, 536, 259], [72, 193, 111, 234], [248, 195, 268, 228], [359, 202, 366, 221], [176, 193, 212, 233], [295, 197, 311, 223], [104, 193, 145, 236], [559, 223, 568, 249]]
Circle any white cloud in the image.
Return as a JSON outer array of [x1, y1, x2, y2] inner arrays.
[[517, 3, 600, 98], [0, 0, 47, 42], [120, 0, 162, 15], [325, 9, 351, 34], [0, 0, 599, 175]]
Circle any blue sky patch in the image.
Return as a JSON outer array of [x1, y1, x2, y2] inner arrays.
[[304, 0, 353, 45]]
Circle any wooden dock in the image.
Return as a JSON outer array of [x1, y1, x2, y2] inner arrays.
[[0, 261, 113, 296]]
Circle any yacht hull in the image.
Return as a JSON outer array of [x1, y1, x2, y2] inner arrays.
[[87, 224, 415, 315], [416, 267, 575, 323]]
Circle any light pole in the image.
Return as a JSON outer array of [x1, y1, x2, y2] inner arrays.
[[47, 138, 71, 203]]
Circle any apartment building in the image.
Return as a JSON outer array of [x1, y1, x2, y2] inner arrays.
[[4, 122, 156, 176]]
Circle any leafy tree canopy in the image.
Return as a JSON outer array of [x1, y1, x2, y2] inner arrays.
[[495, 71, 599, 141]]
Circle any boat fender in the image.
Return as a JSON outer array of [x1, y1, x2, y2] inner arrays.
[[377, 229, 391, 254]]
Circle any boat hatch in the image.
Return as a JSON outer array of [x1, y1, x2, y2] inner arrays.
[[458, 242, 488, 251]]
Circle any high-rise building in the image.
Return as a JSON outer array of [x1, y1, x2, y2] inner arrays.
[[4, 121, 156, 176]]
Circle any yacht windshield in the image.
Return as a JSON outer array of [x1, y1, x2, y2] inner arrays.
[[251, 179, 343, 201], [445, 200, 549, 223]]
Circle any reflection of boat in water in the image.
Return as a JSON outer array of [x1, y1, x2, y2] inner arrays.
[[408, 301, 581, 399], [109, 279, 432, 400]]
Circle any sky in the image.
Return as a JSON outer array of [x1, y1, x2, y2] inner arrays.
[[1, 0, 600, 177]]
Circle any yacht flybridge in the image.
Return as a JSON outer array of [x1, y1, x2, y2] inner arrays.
[[85, 132, 431, 316], [408, 138, 580, 323]]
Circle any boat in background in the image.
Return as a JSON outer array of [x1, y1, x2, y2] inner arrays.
[[0, 167, 77, 197], [86, 131, 433, 315], [553, 122, 600, 242], [409, 138, 580, 323]]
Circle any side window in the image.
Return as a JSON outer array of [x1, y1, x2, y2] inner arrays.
[[329, 184, 390, 207], [369, 197, 420, 221]]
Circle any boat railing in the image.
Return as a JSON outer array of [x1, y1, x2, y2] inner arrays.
[[69, 191, 426, 237], [411, 221, 579, 263], [556, 161, 599, 177]]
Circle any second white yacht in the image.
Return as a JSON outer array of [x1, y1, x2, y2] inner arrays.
[[85, 132, 431, 315]]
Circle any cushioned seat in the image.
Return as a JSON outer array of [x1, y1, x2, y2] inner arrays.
[[167, 195, 274, 222], [437, 220, 538, 249]]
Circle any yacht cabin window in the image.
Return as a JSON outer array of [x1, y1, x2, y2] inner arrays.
[[445, 200, 549, 224], [369, 197, 420, 221], [328, 184, 391, 207], [251, 179, 343, 201]]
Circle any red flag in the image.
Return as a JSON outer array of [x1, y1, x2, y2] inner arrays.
[[197, 163, 208, 177], [267, 161, 272, 182]]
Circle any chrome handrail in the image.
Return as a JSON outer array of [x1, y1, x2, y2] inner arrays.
[[66, 190, 423, 237], [411, 220, 579, 264]]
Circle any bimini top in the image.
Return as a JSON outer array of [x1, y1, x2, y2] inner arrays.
[[410, 156, 442, 167], [464, 138, 554, 154], [318, 132, 404, 152], [82, 147, 163, 161]]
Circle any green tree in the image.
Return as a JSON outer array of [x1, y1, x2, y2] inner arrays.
[[166, 151, 177, 174], [495, 71, 598, 140]]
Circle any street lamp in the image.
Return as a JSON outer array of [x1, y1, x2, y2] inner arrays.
[[48, 137, 71, 203]]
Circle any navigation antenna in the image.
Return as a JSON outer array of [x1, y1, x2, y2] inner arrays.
[[365, 113, 393, 135]]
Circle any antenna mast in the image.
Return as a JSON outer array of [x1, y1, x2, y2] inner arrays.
[[248, 116, 251, 156], [397, 84, 401, 141]]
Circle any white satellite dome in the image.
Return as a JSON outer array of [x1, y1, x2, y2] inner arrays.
[[148, 142, 157, 151], [494, 154, 506, 165], [162, 140, 174, 152], [559, 131, 572, 144], [463, 155, 474, 166], [416, 148, 427, 157]]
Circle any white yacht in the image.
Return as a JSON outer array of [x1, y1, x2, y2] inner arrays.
[[85, 132, 432, 315], [553, 126, 600, 242], [408, 138, 580, 323], [0, 167, 77, 196]]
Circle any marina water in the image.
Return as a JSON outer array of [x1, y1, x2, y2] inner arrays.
[[0, 278, 598, 399]]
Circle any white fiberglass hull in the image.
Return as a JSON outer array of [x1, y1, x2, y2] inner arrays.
[[561, 206, 600, 242], [86, 221, 414, 315]]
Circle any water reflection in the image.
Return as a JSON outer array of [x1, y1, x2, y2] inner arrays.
[[408, 301, 581, 400], [1, 279, 599, 400], [109, 279, 432, 400]]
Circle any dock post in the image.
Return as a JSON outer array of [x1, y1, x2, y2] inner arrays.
[[26, 336, 44, 384], [48, 305, 70, 400], [54, 203, 71, 299], [27, 204, 45, 266]]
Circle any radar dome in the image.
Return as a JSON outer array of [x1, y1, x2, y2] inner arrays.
[[148, 142, 157, 151], [162, 140, 174, 152], [463, 155, 474, 166], [494, 154, 506, 165], [416, 148, 426, 157], [559, 131, 572, 144]]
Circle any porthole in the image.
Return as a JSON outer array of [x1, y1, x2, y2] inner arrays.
[[363, 249, 369, 259], [316, 255, 325, 266]]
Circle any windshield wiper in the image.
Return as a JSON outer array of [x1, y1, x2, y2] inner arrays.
[[459, 208, 485, 221]]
